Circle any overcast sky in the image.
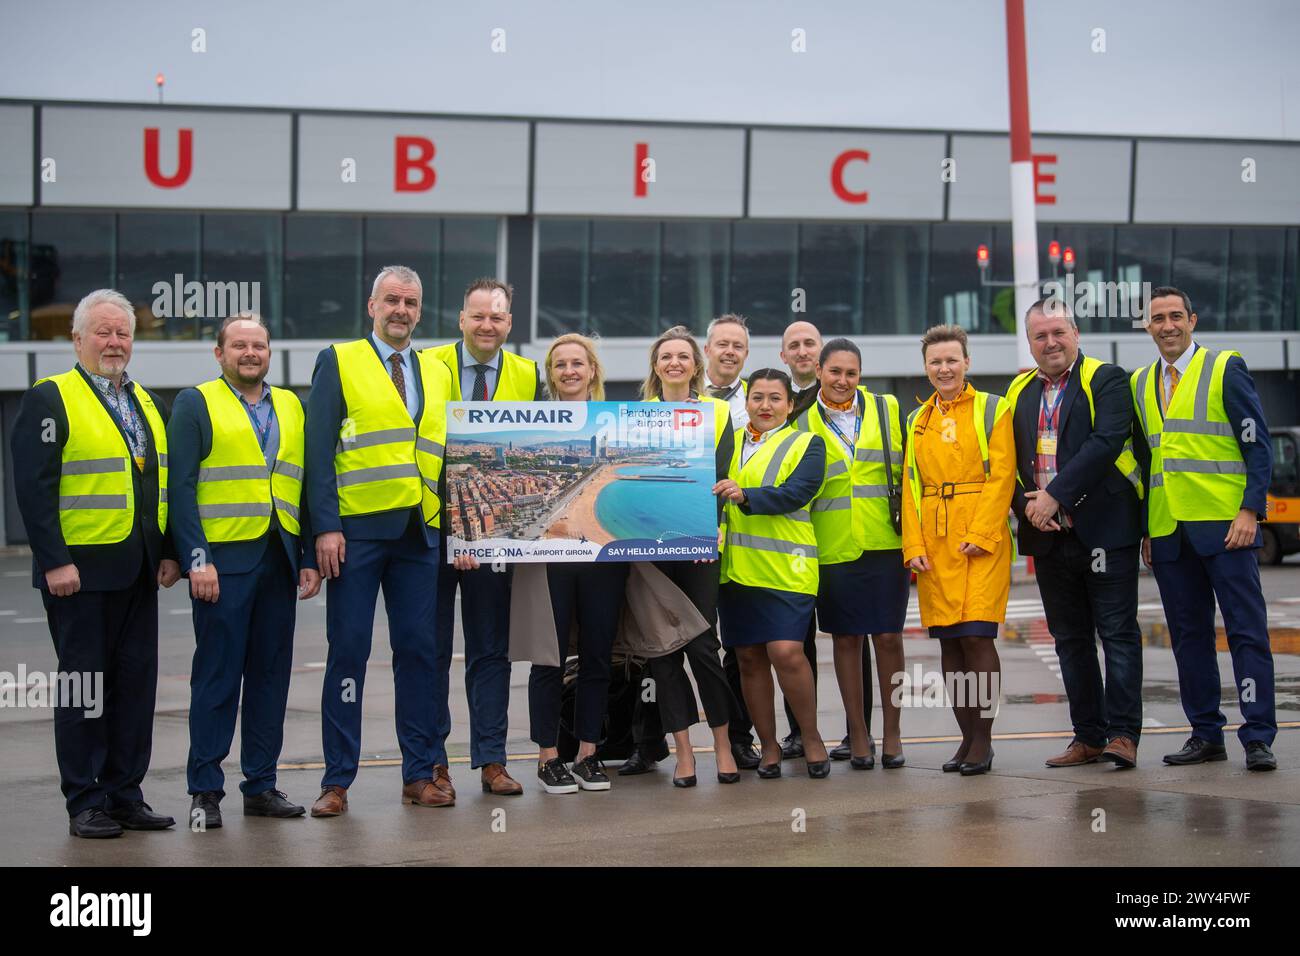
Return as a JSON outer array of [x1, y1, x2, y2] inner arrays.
[[2, 0, 1296, 140]]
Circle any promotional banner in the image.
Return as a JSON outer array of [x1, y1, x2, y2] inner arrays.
[[444, 401, 719, 563]]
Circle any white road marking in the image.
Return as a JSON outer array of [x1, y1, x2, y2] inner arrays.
[[0, 610, 15, 616], [14, 618, 44, 624]]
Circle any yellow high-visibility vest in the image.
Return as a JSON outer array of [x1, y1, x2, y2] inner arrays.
[[428, 342, 538, 401], [41, 368, 168, 545], [793, 388, 903, 563], [194, 379, 304, 541], [720, 425, 819, 596], [333, 340, 449, 527], [1131, 347, 1246, 537]]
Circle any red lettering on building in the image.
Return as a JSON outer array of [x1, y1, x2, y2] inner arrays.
[[1032, 153, 1057, 205], [830, 149, 870, 203], [634, 142, 649, 198], [395, 136, 436, 192], [143, 128, 193, 188]]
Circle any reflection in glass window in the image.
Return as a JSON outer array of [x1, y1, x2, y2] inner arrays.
[[363, 215, 440, 336], [866, 224, 929, 334], [588, 220, 658, 337], [1227, 228, 1285, 332], [284, 215, 362, 340], [537, 220, 590, 340], [117, 213, 200, 340], [202, 214, 283, 338], [798, 223, 864, 335], [439, 218, 500, 337], [1172, 227, 1229, 330], [0, 212, 28, 341], [730, 222, 797, 335], [929, 224, 996, 334], [660, 221, 728, 334], [1116, 226, 1172, 318], [29, 212, 115, 340]]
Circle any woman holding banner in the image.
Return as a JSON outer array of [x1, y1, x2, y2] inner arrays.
[[715, 369, 830, 779], [639, 326, 740, 787]]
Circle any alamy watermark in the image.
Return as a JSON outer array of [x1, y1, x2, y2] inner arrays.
[[152, 274, 261, 319], [1041, 275, 1153, 328], [0, 665, 103, 718], [890, 665, 1000, 718]]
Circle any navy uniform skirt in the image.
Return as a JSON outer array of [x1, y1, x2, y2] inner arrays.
[[816, 549, 909, 635], [718, 582, 816, 647]]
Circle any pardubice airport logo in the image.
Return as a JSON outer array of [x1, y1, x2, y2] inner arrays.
[[0, 666, 102, 718], [152, 274, 260, 319]]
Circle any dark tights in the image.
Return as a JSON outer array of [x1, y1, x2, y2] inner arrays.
[[939, 636, 1001, 764]]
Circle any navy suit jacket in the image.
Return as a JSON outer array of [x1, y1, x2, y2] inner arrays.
[[1009, 355, 1143, 555], [11, 368, 177, 592], [1131, 348, 1272, 562], [166, 383, 315, 584], [305, 339, 437, 546]]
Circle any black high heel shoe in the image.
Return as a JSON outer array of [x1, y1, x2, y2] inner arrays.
[[849, 754, 874, 770], [942, 746, 970, 772], [673, 774, 697, 788], [757, 762, 782, 779], [959, 749, 994, 776], [807, 760, 831, 779], [881, 752, 906, 769], [717, 771, 740, 784]]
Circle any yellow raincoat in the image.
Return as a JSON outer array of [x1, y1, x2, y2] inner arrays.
[[901, 383, 1015, 628]]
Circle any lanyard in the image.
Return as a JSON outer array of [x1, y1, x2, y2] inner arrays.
[[823, 405, 861, 457], [244, 400, 274, 454], [1040, 378, 1066, 431]]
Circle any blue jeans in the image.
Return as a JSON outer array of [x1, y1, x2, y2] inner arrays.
[[1034, 534, 1143, 745]]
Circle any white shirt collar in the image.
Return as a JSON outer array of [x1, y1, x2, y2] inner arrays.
[[1166, 341, 1198, 376], [704, 371, 743, 395], [371, 333, 411, 365], [462, 343, 501, 372]]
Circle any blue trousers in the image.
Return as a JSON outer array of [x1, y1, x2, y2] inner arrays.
[[187, 542, 296, 796], [434, 559, 511, 768], [321, 531, 440, 787], [1152, 532, 1276, 746]]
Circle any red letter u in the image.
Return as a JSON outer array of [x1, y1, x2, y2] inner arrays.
[[144, 128, 193, 188]]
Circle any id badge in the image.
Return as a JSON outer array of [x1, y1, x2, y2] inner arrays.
[[1037, 436, 1057, 455]]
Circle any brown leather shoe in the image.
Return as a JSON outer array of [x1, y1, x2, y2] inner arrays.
[[402, 778, 454, 808], [432, 764, 456, 800], [481, 762, 524, 795], [310, 785, 348, 817], [1044, 741, 1105, 768], [1100, 736, 1138, 769]]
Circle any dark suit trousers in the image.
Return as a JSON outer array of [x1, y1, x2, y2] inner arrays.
[[1033, 534, 1143, 745], [434, 559, 511, 767], [1152, 529, 1276, 746], [187, 541, 296, 796], [528, 562, 627, 747], [42, 558, 158, 816], [648, 560, 737, 734], [321, 527, 441, 788]]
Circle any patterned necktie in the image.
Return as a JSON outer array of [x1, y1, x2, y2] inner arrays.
[[472, 363, 491, 401], [1164, 364, 1181, 413], [707, 384, 730, 399], [388, 352, 406, 407]]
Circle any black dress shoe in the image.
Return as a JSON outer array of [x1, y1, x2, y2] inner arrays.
[[672, 774, 697, 788], [959, 750, 994, 776], [1162, 737, 1228, 766], [1245, 741, 1277, 771], [881, 753, 906, 769], [757, 762, 782, 779], [717, 771, 741, 784], [731, 743, 761, 770], [244, 789, 306, 818], [830, 736, 851, 760], [807, 760, 831, 779], [849, 753, 875, 770], [107, 800, 175, 830], [942, 758, 963, 772], [618, 749, 659, 776], [190, 791, 223, 829], [780, 734, 805, 759], [69, 808, 123, 839]]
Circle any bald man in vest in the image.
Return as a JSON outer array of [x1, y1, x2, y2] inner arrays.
[[305, 265, 455, 816], [1006, 297, 1144, 769], [427, 278, 543, 799], [1132, 286, 1276, 771], [168, 314, 320, 827], [11, 289, 181, 838]]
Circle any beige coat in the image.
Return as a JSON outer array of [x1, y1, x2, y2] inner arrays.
[[508, 562, 710, 666]]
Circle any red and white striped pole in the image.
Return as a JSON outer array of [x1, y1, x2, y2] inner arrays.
[[1005, 0, 1038, 370]]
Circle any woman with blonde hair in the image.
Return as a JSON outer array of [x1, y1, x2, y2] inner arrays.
[[902, 325, 1015, 776]]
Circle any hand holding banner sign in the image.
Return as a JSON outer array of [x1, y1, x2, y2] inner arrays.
[[444, 401, 719, 563]]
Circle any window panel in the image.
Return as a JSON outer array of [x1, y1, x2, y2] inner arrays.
[[730, 221, 797, 336], [284, 214, 362, 340], [29, 211, 115, 341]]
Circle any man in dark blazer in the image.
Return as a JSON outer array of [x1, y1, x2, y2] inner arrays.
[[168, 314, 321, 829], [305, 265, 455, 816], [1131, 287, 1276, 771], [11, 289, 181, 838], [1008, 298, 1145, 768]]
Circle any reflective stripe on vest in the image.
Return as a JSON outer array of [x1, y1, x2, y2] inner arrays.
[[793, 387, 902, 563], [428, 342, 538, 401], [1131, 347, 1245, 537], [904, 390, 1008, 525], [42, 369, 168, 545], [333, 340, 449, 526], [720, 425, 819, 596], [194, 379, 305, 542], [1004, 355, 1144, 499]]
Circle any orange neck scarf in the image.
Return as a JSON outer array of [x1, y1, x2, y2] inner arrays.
[[744, 423, 766, 443], [819, 390, 856, 413]]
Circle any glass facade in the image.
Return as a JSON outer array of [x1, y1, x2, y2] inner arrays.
[[538, 219, 1300, 338], [2, 211, 498, 341]]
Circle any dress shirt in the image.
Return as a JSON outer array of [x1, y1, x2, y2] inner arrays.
[[705, 371, 749, 431], [82, 364, 147, 465], [371, 333, 418, 419], [460, 342, 502, 401], [222, 378, 280, 467]]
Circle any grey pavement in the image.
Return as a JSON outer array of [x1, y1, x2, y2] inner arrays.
[[2, 550, 1298, 866]]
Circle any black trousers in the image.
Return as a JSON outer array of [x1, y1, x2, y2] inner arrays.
[[783, 616, 875, 739], [42, 559, 158, 816], [648, 561, 736, 733], [528, 562, 627, 748]]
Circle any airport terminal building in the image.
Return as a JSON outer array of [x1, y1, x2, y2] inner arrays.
[[1, 99, 1298, 545]]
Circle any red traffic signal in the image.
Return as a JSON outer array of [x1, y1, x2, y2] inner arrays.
[[1063, 246, 1076, 271], [1047, 240, 1061, 264], [976, 244, 990, 270]]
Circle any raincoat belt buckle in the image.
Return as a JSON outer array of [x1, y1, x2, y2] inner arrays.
[[939, 481, 957, 500]]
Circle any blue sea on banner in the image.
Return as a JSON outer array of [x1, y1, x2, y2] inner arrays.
[[595, 461, 718, 544]]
